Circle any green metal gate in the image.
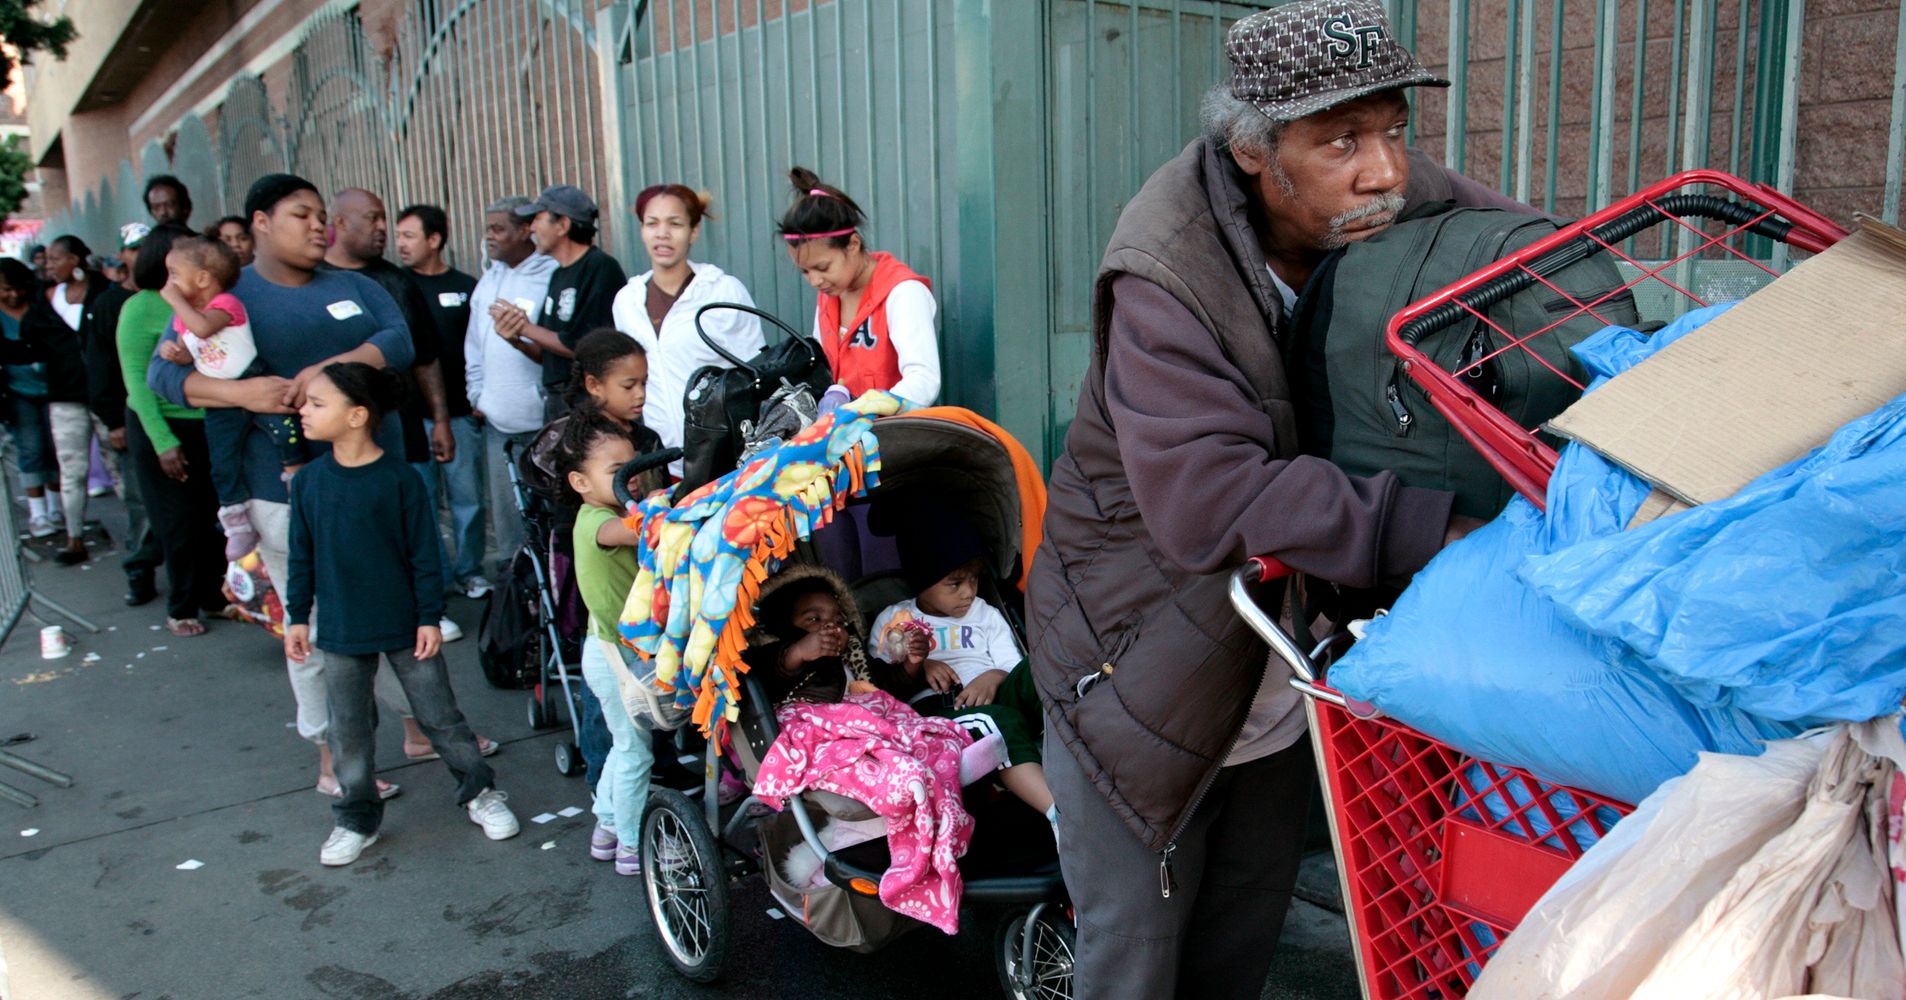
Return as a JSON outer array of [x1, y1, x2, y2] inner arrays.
[[1039, 0, 1275, 454], [610, 0, 967, 397]]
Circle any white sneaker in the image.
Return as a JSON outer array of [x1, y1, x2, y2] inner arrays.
[[467, 788, 519, 840], [462, 575, 495, 600], [87, 485, 113, 498], [320, 826, 378, 866], [439, 617, 464, 642], [26, 514, 57, 539]]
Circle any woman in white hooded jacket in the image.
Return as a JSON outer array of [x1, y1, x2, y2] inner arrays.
[[610, 185, 764, 474]]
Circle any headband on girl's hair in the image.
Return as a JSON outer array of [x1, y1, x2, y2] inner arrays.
[[783, 227, 857, 242]]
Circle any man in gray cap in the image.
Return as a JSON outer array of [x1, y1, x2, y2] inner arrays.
[[1028, 1, 1522, 996], [487, 184, 626, 410]]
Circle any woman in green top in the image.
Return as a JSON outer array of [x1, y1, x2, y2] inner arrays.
[[120, 223, 227, 636], [556, 405, 653, 876]]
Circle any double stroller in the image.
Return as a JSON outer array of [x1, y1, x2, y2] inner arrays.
[[625, 408, 1076, 1000]]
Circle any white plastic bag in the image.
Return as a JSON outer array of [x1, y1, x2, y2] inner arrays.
[[1471, 734, 1828, 1000], [1631, 726, 1899, 999]]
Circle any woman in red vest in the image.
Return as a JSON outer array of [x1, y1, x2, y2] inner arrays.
[[778, 167, 940, 405]]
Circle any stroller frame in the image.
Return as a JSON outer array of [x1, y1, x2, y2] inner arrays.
[[503, 437, 590, 777], [630, 409, 1081, 999], [641, 668, 1076, 999]]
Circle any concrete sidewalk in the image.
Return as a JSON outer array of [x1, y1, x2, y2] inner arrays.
[[0, 496, 1359, 1000]]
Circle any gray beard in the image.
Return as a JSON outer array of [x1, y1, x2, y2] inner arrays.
[[1321, 191, 1407, 249]]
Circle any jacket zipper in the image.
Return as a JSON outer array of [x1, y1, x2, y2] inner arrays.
[[1157, 654, 1272, 898]]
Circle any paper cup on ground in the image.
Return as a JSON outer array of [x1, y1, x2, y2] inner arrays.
[[39, 626, 72, 659]]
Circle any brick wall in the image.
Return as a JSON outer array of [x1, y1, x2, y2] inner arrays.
[[1407, 0, 1902, 229]]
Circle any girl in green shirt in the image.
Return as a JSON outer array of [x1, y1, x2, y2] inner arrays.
[[558, 403, 653, 876]]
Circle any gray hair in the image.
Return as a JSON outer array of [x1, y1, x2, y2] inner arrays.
[[1201, 82, 1295, 198], [485, 195, 533, 216], [1200, 82, 1287, 159]]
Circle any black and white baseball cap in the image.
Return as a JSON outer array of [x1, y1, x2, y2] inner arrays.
[[1227, 0, 1449, 123]]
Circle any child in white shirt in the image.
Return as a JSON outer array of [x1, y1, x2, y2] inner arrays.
[[157, 236, 310, 559], [871, 501, 1055, 831]]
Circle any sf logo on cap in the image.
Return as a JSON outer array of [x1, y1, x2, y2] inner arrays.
[[1323, 14, 1384, 69]]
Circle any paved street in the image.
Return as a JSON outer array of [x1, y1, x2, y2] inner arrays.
[[0, 497, 1358, 1000]]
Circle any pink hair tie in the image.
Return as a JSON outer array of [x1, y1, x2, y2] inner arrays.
[[808, 188, 833, 198], [783, 227, 857, 241]]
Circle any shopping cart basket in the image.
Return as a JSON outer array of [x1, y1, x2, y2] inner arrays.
[[1230, 171, 1849, 1000]]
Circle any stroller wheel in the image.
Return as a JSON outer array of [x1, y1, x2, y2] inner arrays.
[[641, 788, 730, 983], [996, 904, 1077, 1000], [554, 741, 584, 777], [527, 692, 555, 730]]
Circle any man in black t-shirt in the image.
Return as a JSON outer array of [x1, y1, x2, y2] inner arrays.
[[396, 203, 489, 598], [488, 184, 626, 412]]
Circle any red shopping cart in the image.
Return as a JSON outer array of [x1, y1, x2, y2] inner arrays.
[[1230, 171, 1849, 1000]]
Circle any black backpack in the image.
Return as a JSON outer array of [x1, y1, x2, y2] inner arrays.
[[678, 302, 833, 497], [1289, 203, 1640, 518], [476, 546, 544, 690]]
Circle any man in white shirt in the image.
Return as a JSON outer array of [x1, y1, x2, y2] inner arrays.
[[465, 196, 557, 573]]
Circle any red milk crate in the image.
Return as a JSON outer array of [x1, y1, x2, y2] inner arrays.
[[1230, 172, 1848, 999]]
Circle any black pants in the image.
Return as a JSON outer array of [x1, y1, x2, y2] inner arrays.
[[1045, 730, 1314, 1000], [126, 416, 227, 620]]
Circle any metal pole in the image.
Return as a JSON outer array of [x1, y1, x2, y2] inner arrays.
[[1883, 0, 1906, 223], [1542, 0, 1564, 213], [1676, 0, 1716, 264], [1727, 0, 1751, 179], [1771, 0, 1806, 273], [1586, 0, 1620, 211], [0, 750, 73, 788], [1499, 0, 1518, 193], [0, 780, 35, 809], [1445, 0, 1468, 174], [1627, 0, 1649, 199], [1514, 0, 1536, 204], [1665, 0, 1686, 175]]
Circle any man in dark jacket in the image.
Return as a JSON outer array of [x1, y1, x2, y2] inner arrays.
[[1028, 2, 1516, 996]]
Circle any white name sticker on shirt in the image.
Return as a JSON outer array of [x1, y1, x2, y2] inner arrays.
[[326, 300, 364, 321], [511, 297, 535, 312], [438, 292, 466, 308]]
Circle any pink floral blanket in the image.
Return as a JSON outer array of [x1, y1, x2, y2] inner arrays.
[[753, 690, 974, 933]]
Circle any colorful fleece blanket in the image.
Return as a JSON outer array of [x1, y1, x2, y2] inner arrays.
[[753, 689, 974, 933], [616, 391, 908, 743]]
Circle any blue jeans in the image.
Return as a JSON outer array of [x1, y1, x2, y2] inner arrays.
[[580, 636, 654, 844], [413, 416, 489, 586], [484, 424, 537, 577], [326, 645, 493, 835], [5, 395, 55, 489]]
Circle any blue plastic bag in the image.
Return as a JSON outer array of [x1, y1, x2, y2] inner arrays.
[[1521, 389, 1906, 723], [1330, 304, 1802, 804]]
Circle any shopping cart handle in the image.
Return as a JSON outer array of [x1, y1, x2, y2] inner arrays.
[[1250, 555, 1295, 583]]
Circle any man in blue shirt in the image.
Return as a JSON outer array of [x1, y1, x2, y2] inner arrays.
[[149, 173, 422, 798]]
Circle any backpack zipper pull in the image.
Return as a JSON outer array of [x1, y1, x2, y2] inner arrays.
[[1159, 843, 1177, 899], [1385, 383, 1414, 434]]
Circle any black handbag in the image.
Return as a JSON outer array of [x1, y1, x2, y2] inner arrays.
[[676, 303, 833, 496]]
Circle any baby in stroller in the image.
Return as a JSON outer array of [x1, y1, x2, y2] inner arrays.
[[742, 565, 1008, 781], [867, 499, 1056, 835]]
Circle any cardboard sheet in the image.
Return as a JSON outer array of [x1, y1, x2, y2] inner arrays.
[[1547, 217, 1906, 507]]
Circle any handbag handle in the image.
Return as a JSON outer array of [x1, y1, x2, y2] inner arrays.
[[693, 302, 819, 382]]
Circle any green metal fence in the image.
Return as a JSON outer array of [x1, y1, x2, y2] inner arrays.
[[39, 0, 612, 275], [37, 0, 1906, 466]]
